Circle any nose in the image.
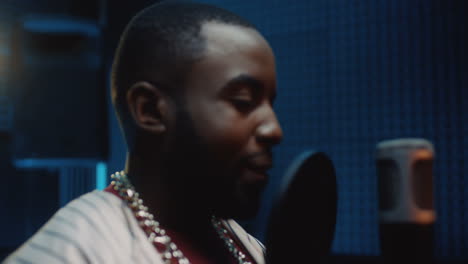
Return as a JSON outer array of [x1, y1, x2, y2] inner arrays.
[[256, 106, 283, 146]]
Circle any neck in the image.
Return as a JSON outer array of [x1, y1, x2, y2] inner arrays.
[[124, 152, 214, 236]]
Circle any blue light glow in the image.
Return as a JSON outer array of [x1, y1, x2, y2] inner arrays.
[[96, 162, 107, 190]]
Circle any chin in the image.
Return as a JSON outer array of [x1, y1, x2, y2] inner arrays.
[[212, 194, 262, 220], [208, 176, 266, 219], [214, 206, 260, 221]]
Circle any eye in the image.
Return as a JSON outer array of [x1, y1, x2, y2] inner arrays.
[[228, 87, 257, 111], [231, 97, 255, 110]]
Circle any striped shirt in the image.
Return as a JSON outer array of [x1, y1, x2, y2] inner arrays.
[[3, 190, 266, 264]]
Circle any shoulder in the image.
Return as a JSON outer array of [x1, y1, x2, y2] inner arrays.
[[224, 219, 266, 264], [3, 191, 134, 264], [57, 190, 128, 234]]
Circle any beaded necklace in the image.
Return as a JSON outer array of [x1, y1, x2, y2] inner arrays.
[[110, 171, 253, 264]]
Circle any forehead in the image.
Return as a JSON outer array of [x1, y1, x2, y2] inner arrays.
[[200, 21, 271, 56], [184, 22, 276, 94]]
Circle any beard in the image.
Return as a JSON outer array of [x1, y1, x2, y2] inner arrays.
[[160, 106, 261, 220], [161, 106, 229, 216]]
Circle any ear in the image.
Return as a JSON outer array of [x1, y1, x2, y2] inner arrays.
[[126, 81, 171, 134]]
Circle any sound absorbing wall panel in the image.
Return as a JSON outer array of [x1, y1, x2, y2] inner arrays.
[[11, 16, 107, 159], [197, 0, 467, 260]]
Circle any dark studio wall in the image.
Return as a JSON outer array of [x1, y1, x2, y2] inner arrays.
[[0, 0, 108, 259], [0, 0, 161, 260]]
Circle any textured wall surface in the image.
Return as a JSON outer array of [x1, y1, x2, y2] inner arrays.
[[195, 0, 467, 259]]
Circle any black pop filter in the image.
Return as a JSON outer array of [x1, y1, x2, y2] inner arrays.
[[265, 151, 338, 263]]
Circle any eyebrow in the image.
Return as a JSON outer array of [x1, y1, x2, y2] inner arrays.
[[221, 74, 276, 101]]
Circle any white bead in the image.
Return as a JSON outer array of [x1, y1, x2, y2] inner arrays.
[[111, 171, 259, 264], [154, 236, 168, 244]]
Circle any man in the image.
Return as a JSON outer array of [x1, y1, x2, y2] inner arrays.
[[4, 1, 282, 263]]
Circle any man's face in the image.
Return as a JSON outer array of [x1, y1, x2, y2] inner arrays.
[[167, 22, 283, 219]]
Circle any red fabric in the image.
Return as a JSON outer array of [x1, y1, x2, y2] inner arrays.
[[104, 184, 254, 264], [104, 184, 120, 197]]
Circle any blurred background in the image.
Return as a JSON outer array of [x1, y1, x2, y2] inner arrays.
[[0, 0, 466, 263]]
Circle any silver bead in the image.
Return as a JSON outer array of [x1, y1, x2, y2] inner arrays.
[[169, 242, 178, 251], [137, 210, 147, 217], [144, 219, 154, 227], [179, 259, 190, 264], [164, 252, 172, 260], [172, 250, 181, 258], [154, 236, 169, 244]]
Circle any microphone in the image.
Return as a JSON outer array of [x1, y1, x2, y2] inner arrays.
[[376, 138, 436, 263]]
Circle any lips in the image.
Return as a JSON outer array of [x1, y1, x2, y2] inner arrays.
[[246, 150, 272, 168], [243, 151, 273, 181]]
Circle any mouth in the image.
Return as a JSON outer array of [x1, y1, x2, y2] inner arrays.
[[246, 151, 273, 168], [243, 151, 273, 182]]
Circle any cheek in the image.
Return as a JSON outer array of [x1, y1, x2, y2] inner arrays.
[[198, 113, 252, 160]]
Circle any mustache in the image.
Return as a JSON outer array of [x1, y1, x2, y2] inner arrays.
[[243, 150, 274, 169], [245, 150, 273, 160]]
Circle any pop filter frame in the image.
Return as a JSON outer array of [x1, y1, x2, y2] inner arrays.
[[265, 150, 338, 263]]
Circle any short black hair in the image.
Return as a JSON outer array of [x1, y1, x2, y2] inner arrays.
[[111, 0, 255, 115]]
